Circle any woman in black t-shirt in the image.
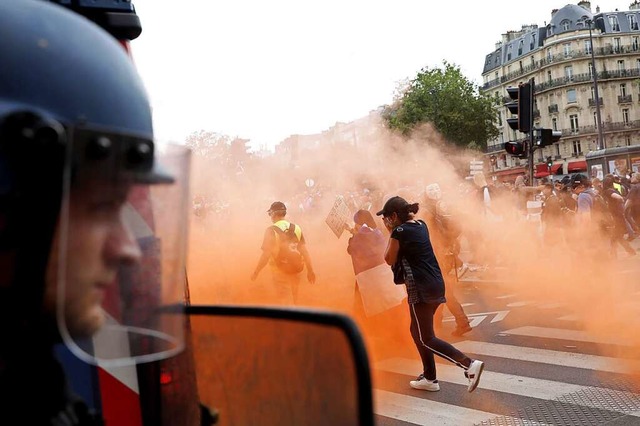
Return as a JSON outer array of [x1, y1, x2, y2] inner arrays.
[[377, 196, 485, 393]]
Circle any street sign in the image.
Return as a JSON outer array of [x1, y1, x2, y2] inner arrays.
[[325, 196, 352, 239], [470, 160, 484, 175]]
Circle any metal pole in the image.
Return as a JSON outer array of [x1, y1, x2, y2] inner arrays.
[[528, 77, 535, 184], [588, 19, 605, 150]]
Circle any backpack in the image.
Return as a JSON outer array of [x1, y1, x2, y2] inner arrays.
[[588, 191, 614, 231], [272, 223, 305, 274]]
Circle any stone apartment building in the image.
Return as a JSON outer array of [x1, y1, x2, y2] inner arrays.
[[482, 0, 640, 181]]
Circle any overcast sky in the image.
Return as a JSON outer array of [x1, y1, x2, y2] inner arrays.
[[131, 0, 623, 151]]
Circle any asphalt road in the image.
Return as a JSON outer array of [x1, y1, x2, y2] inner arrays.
[[372, 250, 640, 426]]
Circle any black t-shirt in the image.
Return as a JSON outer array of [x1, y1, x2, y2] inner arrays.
[[391, 220, 445, 305]]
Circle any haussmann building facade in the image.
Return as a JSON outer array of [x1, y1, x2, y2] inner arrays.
[[482, 0, 640, 182]]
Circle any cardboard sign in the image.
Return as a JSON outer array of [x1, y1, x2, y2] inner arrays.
[[325, 196, 352, 238]]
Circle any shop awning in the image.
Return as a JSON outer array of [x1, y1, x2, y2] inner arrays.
[[550, 164, 562, 174], [535, 163, 549, 178], [567, 160, 587, 172]]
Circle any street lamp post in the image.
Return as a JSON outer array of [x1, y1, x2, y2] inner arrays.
[[587, 18, 605, 150]]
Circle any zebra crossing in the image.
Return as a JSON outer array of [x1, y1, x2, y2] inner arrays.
[[371, 324, 640, 425]]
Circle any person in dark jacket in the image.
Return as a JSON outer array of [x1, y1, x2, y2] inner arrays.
[[377, 196, 484, 393]]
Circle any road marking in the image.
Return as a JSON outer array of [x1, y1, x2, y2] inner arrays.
[[444, 310, 509, 327], [507, 301, 531, 307], [503, 326, 637, 347], [461, 303, 475, 307], [496, 294, 517, 299], [454, 341, 640, 374], [558, 315, 578, 321], [374, 389, 508, 426], [376, 358, 640, 414], [377, 358, 584, 400], [538, 302, 565, 309]]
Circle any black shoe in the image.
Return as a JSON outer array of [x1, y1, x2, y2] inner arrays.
[[451, 324, 473, 337]]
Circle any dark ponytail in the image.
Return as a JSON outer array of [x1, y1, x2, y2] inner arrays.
[[397, 202, 419, 222]]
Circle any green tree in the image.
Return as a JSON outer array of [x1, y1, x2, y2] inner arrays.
[[383, 61, 499, 150]]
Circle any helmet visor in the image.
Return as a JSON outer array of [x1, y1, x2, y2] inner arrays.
[[54, 134, 190, 367]]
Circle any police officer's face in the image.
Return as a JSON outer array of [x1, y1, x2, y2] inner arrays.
[[45, 181, 142, 338]]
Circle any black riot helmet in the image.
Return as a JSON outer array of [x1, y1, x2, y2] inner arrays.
[[0, 1, 190, 366]]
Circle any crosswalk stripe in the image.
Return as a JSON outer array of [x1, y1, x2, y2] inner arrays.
[[506, 301, 531, 307], [454, 340, 640, 374], [376, 358, 584, 400], [375, 358, 640, 417], [538, 302, 565, 309], [374, 389, 505, 426], [496, 294, 516, 299], [558, 315, 578, 321], [503, 326, 635, 346]]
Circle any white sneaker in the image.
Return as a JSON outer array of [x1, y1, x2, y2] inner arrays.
[[465, 360, 484, 393], [409, 374, 440, 391], [457, 264, 469, 279]]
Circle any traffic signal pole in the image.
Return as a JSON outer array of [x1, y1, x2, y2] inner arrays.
[[527, 78, 535, 184]]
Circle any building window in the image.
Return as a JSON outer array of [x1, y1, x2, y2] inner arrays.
[[634, 36, 640, 51], [498, 111, 502, 126], [556, 143, 561, 157], [594, 112, 598, 128], [573, 140, 582, 155], [507, 45, 512, 61], [531, 56, 535, 67], [621, 83, 628, 97], [495, 71, 499, 80], [563, 43, 571, 57], [629, 14, 639, 30], [546, 48, 552, 61], [567, 89, 577, 103], [561, 20, 570, 31], [591, 86, 596, 99], [565, 65, 573, 80], [614, 37, 622, 52], [609, 15, 621, 31], [552, 117, 558, 131], [547, 70, 553, 82], [618, 59, 625, 71], [626, 135, 632, 146], [518, 40, 524, 55], [623, 108, 630, 124], [588, 62, 594, 77], [570, 114, 579, 132], [585, 39, 592, 54]]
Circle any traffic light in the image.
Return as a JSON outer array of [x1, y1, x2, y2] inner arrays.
[[506, 82, 532, 133], [538, 128, 562, 147], [546, 156, 553, 169], [504, 141, 527, 158]]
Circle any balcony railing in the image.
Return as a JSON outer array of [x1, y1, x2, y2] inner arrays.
[[548, 104, 559, 113], [482, 43, 640, 91], [588, 98, 603, 107], [618, 94, 633, 103]]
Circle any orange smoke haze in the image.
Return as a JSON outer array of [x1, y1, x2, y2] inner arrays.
[[185, 117, 640, 378]]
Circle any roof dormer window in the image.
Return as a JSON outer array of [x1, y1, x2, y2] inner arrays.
[[530, 34, 536, 50], [609, 15, 621, 31], [518, 40, 524, 55], [561, 20, 570, 31], [628, 14, 639, 30]]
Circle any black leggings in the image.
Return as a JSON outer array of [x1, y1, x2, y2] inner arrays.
[[409, 302, 472, 380]]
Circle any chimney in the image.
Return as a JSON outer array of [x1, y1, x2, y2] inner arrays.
[[596, 5, 600, 12], [631, 1, 640, 10], [551, 8, 559, 18], [578, 1, 591, 11]]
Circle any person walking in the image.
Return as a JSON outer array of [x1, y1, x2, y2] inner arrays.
[[251, 201, 316, 305], [422, 184, 472, 337], [377, 196, 484, 393]]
